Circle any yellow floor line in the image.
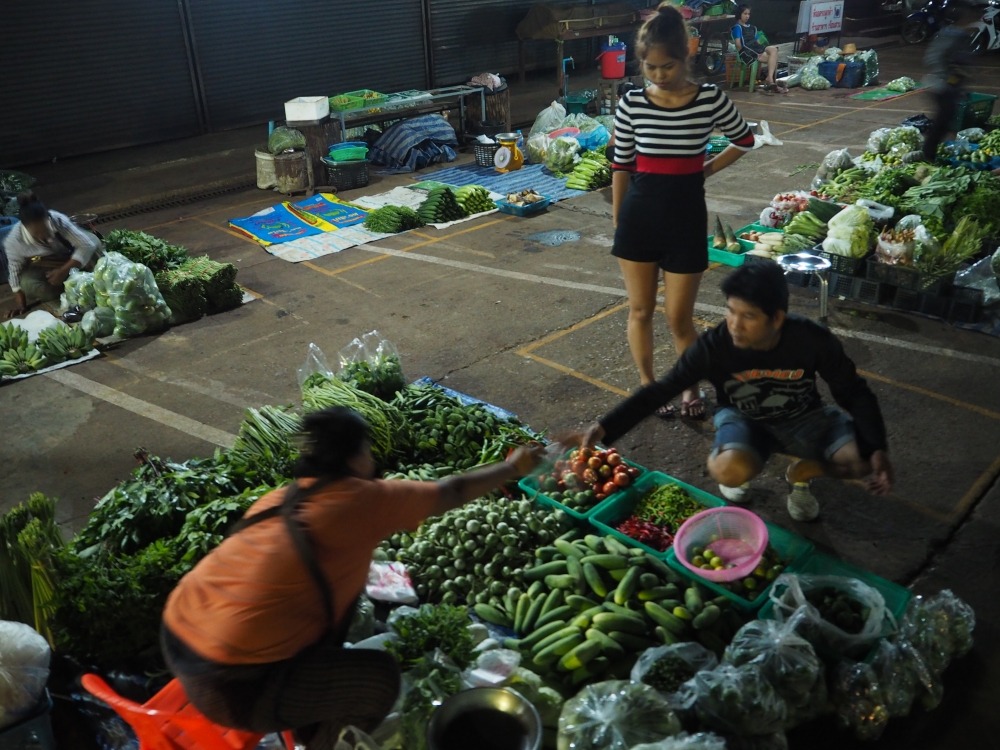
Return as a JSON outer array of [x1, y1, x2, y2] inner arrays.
[[521, 352, 631, 397], [860, 369, 1000, 421]]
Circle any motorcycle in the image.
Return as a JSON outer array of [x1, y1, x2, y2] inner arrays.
[[969, 0, 1000, 53], [901, 0, 956, 44]]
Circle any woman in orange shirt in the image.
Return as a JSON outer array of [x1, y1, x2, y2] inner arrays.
[[162, 406, 543, 748]]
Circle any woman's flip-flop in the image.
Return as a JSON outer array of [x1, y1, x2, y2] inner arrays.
[[680, 391, 709, 421]]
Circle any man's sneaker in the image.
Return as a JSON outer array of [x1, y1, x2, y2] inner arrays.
[[718, 482, 750, 503], [787, 482, 820, 521]]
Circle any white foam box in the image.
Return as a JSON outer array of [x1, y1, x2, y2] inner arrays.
[[284, 96, 330, 122]]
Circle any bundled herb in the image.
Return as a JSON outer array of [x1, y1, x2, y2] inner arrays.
[[0, 494, 63, 639], [385, 603, 476, 670], [154, 267, 207, 325], [228, 405, 302, 484], [177, 255, 241, 314], [915, 215, 986, 280], [104, 229, 189, 273], [337, 352, 405, 401], [362, 205, 425, 233]]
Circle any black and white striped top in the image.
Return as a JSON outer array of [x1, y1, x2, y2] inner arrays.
[[612, 84, 755, 175]]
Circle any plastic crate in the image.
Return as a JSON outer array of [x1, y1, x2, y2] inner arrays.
[[329, 94, 364, 112], [758, 549, 913, 657], [848, 277, 889, 305], [707, 237, 753, 266], [665, 523, 814, 613], [952, 92, 998, 131], [519, 450, 647, 523], [327, 141, 369, 162], [474, 141, 500, 167], [321, 158, 369, 190], [820, 251, 868, 277], [891, 286, 921, 312], [496, 196, 551, 217], [866, 258, 947, 293], [342, 89, 388, 106], [948, 285, 985, 324], [0, 690, 55, 750], [588, 471, 725, 558]]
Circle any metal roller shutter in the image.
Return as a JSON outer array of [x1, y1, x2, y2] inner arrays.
[[187, 0, 429, 131], [0, 0, 201, 167]]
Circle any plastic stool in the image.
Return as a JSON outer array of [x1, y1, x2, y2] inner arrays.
[[777, 253, 832, 324], [725, 53, 760, 93], [80, 674, 295, 750], [0, 690, 57, 750]]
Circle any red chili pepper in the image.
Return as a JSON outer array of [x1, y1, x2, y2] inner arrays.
[[615, 514, 674, 552]]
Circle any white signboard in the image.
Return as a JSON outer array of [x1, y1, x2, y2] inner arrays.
[[796, 1, 844, 35]]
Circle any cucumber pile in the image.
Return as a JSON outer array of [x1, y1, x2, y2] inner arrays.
[[362, 205, 425, 233], [416, 186, 469, 224], [453, 185, 496, 214]]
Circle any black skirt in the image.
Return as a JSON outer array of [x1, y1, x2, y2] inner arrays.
[[612, 171, 708, 274]]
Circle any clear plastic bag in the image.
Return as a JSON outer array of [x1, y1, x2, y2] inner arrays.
[[631, 643, 717, 719], [691, 663, 787, 736], [296, 342, 335, 389], [461, 648, 521, 689], [722, 617, 826, 728], [336, 330, 405, 401], [753, 120, 782, 149], [900, 590, 976, 676], [526, 132, 549, 164], [858, 49, 879, 86], [811, 148, 855, 188], [630, 731, 728, 750], [529, 100, 568, 140], [956, 127, 986, 143], [0, 620, 51, 730], [829, 660, 890, 741], [81, 306, 116, 338], [267, 125, 306, 154], [557, 680, 683, 750], [366, 561, 418, 605], [868, 636, 932, 717], [866, 127, 892, 155], [92, 252, 172, 338], [544, 136, 581, 173], [334, 725, 382, 750], [345, 594, 376, 644], [60, 268, 97, 312], [766, 573, 890, 660], [955, 256, 1000, 306]]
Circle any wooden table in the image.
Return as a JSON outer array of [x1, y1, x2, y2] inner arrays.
[[689, 15, 737, 74], [518, 19, 643, 92]]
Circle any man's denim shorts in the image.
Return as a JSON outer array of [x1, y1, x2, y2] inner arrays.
[[711, 405, 857, 465]]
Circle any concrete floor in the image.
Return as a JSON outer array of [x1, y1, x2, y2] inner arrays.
[[3, 38, 1000, 747]]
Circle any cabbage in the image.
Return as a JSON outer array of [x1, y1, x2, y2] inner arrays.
[[545, 136, 581, 173], [822, 205, 874, 258], [885, 76, 917, 92]]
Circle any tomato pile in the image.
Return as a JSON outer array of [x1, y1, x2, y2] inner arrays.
[[535, 447, 642, 512]]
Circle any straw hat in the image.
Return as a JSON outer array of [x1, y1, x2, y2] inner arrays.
[[842, 43, 857, 55]]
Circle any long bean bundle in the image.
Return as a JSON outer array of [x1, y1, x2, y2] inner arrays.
[[229, 405, 302, 481], [301, 374, 411, 465]]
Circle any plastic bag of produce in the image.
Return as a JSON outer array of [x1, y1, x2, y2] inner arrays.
[[267, 125, 306, 154], [545, 136, 581, 173], [631, 643, 718, 716], [529, 100, 567, 140], [507, 667, 564, 729], [821, 204, 874, 258], [691, 663, 787, 736], [557, 680, 682, 750], [900, 590, 976, 675], [526, 133, 549, 165], [866, 127, 892, 154], [767, 573, 890, 660], [956, 127, 986, 143], [811, 148, 855, 188], [630, 731, 728, 750], [92, 252, 171, 338], [885, 76, 917, 92], [0, 620, 51, 730], [868, 636, 933, 717], [59, 268, 97, 313], [296, 342, 334, 389], [955, 256, 1000, 306], [336, 330, 405, 401], [80, 306, 116, 338], [800, 60, 831, 90], [722, 617, 826, 728], [829, 660, 889, 741], [345, 594, 376, 644], [333, 725, 382, 750], [857, 49, 879, 86]]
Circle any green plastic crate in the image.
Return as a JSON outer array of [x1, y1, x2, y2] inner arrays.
[[707, 236, 753, 266], [588, 471, 725, 558], [518, 449, 648, 523], [342, 89, 388, 106], [665, 522, 814, 613], [952, 91, 997, 131], [329, 94, 364, 112]]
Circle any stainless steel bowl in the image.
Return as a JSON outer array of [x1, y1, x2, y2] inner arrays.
[[426, 687, 542, 750]]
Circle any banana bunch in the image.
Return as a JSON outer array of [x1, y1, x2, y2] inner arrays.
[[453, 185, 495, 214], [416, 186, 468, 224], [0, 322, 29, 352], [1, 343, 47, 376], [37, 324, 94, 363]]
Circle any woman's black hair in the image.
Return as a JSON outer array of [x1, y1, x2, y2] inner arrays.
[[293, 406, 371, 478], [720, 260, 789, 319], [639, 3, 691, 62], [735, 4, 752, 18], [17, 191, 49, 224]]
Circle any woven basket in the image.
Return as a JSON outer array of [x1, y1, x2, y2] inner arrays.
[[474, 142, 500, 168], [321, 158, 369, 191]]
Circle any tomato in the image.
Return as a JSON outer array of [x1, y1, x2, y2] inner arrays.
[[613, 472, 631, 487], [602, 481, 618, 496], [582, 468, 599, 485], [571, 459, 587, 475], [578, 447, 592, 460], [598, 464, 613, 479], [587, 456, 603, 470], [626, 466, 641, 479], [606, 452, 623, 467]]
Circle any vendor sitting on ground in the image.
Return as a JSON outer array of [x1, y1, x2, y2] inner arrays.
[[565, 260, 893, 523], [731, 4, 784, 93], [3, 191, 100, 319], [161, 406, 544, 749]]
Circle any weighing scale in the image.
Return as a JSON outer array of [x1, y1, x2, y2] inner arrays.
[[493, 132, 524, 173]]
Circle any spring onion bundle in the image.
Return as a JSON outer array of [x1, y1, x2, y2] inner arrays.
[[363, 205, 425, 233], [178, 255, 241, 314]]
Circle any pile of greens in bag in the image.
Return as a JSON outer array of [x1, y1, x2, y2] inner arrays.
[[60, 269, 97, 312]]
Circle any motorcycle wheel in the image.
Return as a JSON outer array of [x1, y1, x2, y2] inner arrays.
[[901, 19, 930, 44]]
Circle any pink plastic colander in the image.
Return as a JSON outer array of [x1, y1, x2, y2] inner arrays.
[[673, 506, 769, 583]]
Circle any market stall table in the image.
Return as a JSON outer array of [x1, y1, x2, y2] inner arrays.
[[689, 14, 736, 75]]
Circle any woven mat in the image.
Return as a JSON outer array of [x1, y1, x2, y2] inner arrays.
[[416, 162, 585, 202], [850, 84, 928, 102]]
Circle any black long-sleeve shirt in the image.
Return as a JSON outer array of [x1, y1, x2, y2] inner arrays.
[[600, 314, 888, 458]]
